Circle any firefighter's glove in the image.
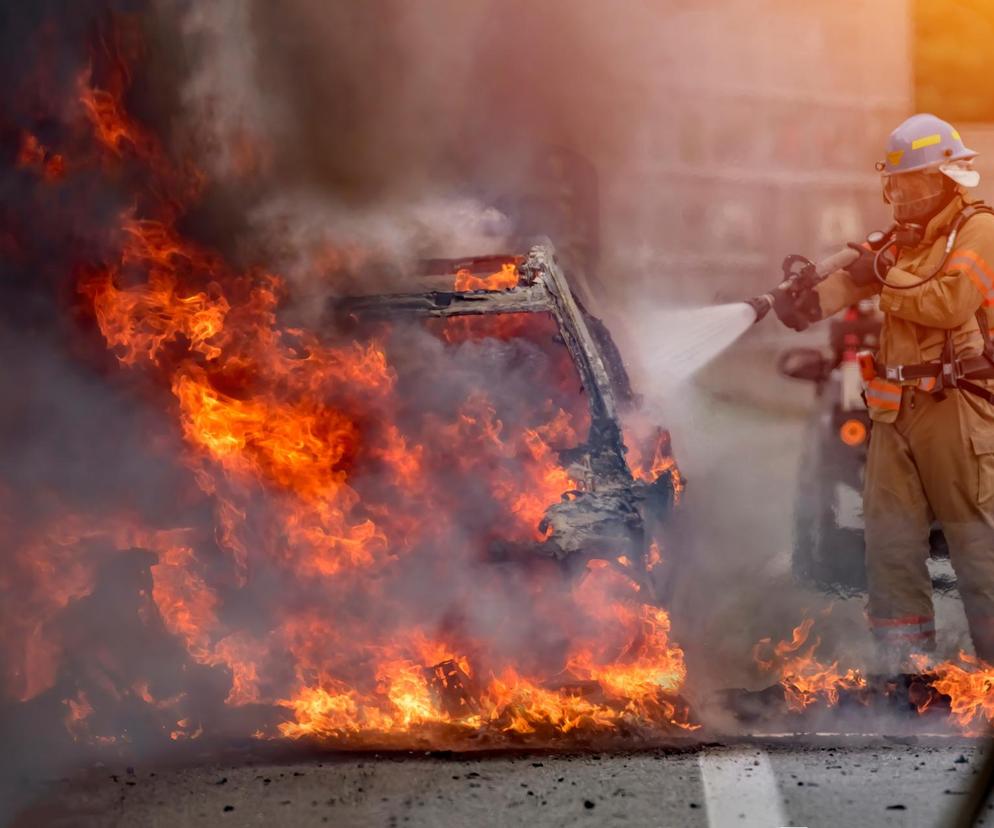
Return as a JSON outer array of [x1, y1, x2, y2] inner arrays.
[[844, 243, 893, 287], [772, 284, 822, 332]]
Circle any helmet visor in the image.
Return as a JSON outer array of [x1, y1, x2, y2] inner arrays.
[[882, 169, 945, 206]]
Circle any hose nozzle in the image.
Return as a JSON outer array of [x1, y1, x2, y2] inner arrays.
[[746, 294, 775, 323], [747, 247, 859, 326]]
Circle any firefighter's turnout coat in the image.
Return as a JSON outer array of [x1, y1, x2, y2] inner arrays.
[[815, 195, 994, 661]]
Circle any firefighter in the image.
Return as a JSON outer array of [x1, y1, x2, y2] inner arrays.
[[774, 113, 994, 670]]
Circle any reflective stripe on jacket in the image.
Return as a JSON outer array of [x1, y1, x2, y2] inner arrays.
[[816, 196, 994, 422]]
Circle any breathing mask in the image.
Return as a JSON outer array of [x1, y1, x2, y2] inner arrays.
[[881, 169, 954, 225]]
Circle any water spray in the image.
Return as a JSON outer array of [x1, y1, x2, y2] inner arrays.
[[636, 247, 860, 394]]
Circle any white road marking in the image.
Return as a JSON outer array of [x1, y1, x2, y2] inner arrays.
[[699, 748, 791, 828]]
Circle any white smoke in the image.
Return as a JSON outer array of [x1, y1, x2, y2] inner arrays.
[[174, 0, 280, 180]]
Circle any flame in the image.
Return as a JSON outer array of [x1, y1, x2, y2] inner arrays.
[[458, 399, 581, 540], [150, 545, 218, 662], [77, 62, 204, 207], [64, 690, 95, 741], [755, 621, 994, 733], [0, 513, 196, 702], [16, 131, 65, 182], [79, 219, 230, 365], [753, 618, 866, 711], [278, 596, 697, 742], [628, 427, 685, 502], [917, 651, 994, 733], [453, 262, 519, 291]]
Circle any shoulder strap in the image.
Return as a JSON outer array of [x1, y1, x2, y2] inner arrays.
[[959, 378, 994, 405], [958, 200, 994, 222], [977, 307, 994, 363], [942, 200, 994, 244], [924, 199, 994, 282]]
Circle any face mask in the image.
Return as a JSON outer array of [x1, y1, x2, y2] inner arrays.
[[881, 170, 951, 223]]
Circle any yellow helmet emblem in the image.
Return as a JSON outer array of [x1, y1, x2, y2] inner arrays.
[[911, 133, 942, 150]]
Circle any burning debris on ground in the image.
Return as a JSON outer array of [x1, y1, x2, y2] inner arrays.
[[711, 617, 994, 736]]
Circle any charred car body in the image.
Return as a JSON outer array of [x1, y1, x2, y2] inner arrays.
[[332, 240, 679, 599]]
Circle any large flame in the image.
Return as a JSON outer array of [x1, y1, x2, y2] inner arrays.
[[1, 22, 694, 749], [277, 564, 694, 742]]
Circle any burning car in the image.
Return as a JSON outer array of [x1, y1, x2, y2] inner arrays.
[[2, 25, 697, 753], [333, 240, 680, 590]]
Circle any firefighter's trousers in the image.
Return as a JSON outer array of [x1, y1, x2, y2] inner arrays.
[[864, 386, 994, 661]]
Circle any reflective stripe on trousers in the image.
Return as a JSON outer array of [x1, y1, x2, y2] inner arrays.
[[868, 614, 936, 645]]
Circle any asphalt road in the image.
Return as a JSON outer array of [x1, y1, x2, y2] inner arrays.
[[8, 738, 992, 828]]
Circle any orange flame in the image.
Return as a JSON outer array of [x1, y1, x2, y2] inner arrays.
[[753, 618, 865, 711], [16, 131, 65, 182], [453, 262, 519, 291], [628, 427, 685, 502], [278, 596, 696, 741], [917, 651, 994, 733]]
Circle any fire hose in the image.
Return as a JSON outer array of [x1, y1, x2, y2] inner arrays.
[[749, 203, 994, 327]]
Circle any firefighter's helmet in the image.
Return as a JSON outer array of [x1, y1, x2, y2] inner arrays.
[[877, 114, 980, 221], [878, 113, 979, 187]]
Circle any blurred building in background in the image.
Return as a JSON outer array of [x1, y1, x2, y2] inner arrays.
[[592, 0, 994, 313], [600, 0, 913, 309]]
